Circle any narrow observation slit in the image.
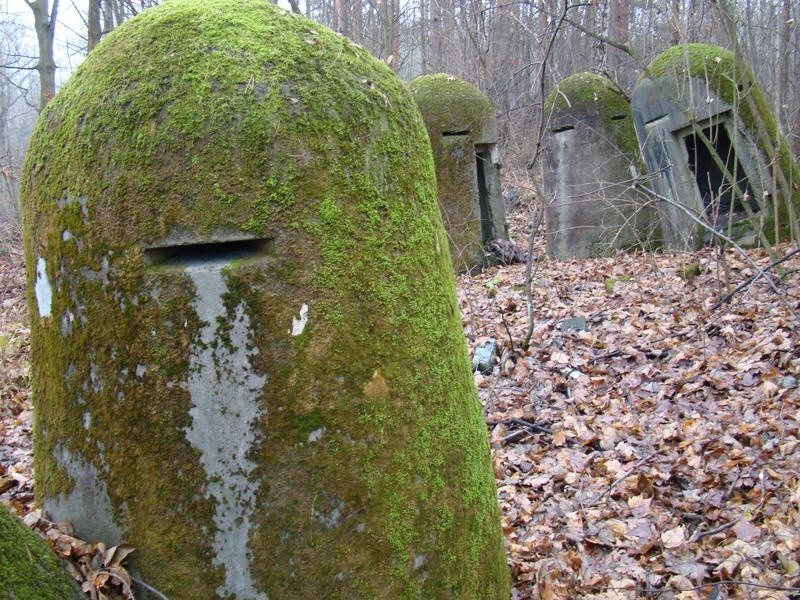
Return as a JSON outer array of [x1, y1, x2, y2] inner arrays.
[[442, 129, 471, 137], [645, 114, 668, 125], [610, 114, 627, 121], [552, 125, 574, 133], [144, 238, 273, 266]]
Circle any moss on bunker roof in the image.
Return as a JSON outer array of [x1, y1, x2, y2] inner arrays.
[[409, 74, 492, 133], [545, 72, 629, 116], [24, 0, 428, 243], [646, 43, 749, 90], [545, 72, 639, 158]]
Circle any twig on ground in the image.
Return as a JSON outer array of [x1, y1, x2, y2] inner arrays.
[[710, 246, 800, 310], [587, 451, 658, 505]]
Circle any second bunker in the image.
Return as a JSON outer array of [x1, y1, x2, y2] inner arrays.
[[410, 74, 509, 273]]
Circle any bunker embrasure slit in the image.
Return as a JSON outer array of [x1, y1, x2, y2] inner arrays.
[[144, 238, 272, 266], [441, 129, 471, 137], [645, 114, 668, 126], [610, 114, 627, 121], [551, 125, 574, 133]]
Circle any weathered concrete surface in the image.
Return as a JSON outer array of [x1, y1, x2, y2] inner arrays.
[[410, 74, 509, 273], [21, 1, 509, 598], [632, 44, 800, 250], [542, 72, 656, 259]]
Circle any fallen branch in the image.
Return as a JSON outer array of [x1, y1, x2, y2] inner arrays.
[[587, 451, 658, 505], [690, 519, 736, 542], [710, 246, 800, 310]]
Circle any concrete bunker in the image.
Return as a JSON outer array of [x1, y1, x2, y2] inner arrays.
[[21, 1, 509, 598], [632, 44, 800, 250], [542, 72, 656, 259], [409, 74, 509, 273]]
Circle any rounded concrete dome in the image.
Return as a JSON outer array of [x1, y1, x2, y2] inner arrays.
[[22, 1, 508, 597]]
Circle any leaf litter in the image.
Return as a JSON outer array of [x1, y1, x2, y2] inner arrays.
[[1, 194, 799, 598]]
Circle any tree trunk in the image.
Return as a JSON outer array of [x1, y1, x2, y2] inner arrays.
[[775, 0, 790, 128], [87, 0, 102, 51], [430, 0, 443, 72], [25, 0, 59, 109], [607, 0, 630, 77], [670, 0, 680, 46]]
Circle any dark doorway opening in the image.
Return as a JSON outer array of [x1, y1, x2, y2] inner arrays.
[[683, 122, 758, 222], [475, 148, 493, 243]]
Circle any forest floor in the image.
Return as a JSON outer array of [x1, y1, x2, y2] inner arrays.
[[1, 192, 799, 599]]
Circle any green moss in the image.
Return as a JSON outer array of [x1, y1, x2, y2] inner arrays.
[[21, 1, 508, 598], [644, 43, 800, 241], [545, 72, 640, 159], [0, 506, 84, 599], [408, 74, 493, 136]]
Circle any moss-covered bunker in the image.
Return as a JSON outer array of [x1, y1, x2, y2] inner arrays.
[[632, 44, 800, 248], [20, 1, 509, 597], [409, 74, 508, 273], [542, 72, 655, 258], [0, 505, 84, 599]]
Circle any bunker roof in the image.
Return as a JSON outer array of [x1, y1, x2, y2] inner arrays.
[[409, 74, 495, 141]]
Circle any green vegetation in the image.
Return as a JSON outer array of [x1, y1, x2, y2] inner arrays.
[[0, 506, 83, 599], [21, 1, 508, 597]]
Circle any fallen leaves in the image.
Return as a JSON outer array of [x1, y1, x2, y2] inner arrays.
[[14, 509, 136, 600], [462, 198, 800, 598]]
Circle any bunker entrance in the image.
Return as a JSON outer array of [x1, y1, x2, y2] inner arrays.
[[682, 120, 758, 223], [475, 145, 493, 243]]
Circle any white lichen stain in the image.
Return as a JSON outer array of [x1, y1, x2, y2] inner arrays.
[[48, 445, 123, 545], [184, 262, 267, 600], [34, 257, 52, 318], [290, 303, 309, 336], [307, 427, 325, 443]]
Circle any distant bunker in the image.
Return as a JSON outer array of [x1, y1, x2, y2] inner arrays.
[[542, 72, 654, 259], [21, 1, 509, 598], [632, 43, 800, 250], [409, 74, 509, 273]]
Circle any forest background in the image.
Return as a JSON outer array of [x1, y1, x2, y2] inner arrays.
[[1, 0, 798, 220], [1, 1, 799, 599]]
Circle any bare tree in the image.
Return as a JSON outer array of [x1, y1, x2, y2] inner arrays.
[[24, 0, 58, 109]]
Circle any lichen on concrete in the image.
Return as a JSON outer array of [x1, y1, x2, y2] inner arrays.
[[21, 1, 509, 597], [542, 72, 655, 258]]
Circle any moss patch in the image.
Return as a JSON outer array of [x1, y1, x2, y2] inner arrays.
[[644, 43, 800, 241], [22, 1, 508, 598], [545, 72, 640, 160], [0, 506, 83, 599]]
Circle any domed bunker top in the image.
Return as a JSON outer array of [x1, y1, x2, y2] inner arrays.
[[542, 72, 655, 259], [409, 74, 509, 273], [21, 1, 509, 598], [632, 43, 800, 249]]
